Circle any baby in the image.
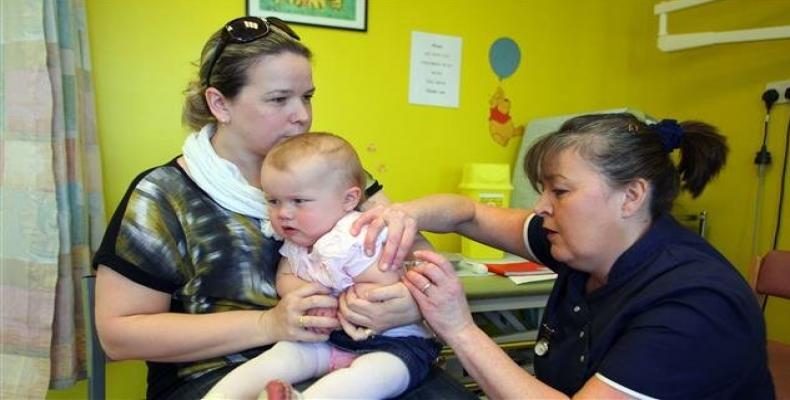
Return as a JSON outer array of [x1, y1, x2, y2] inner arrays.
[[204, 132, 439, 399]]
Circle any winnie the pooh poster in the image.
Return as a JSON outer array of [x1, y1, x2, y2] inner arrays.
[[488, 37, 522, 146], [489, 86, 524, 146]]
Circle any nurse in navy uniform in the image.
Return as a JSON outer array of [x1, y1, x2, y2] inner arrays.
[[356, 113, 774, 399]]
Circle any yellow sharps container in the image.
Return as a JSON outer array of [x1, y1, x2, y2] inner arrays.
[[458, 163, 513, 260]]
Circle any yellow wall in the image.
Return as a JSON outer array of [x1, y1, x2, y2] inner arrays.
[[621, 0, 790, 343], [48, 0, 790, 398]]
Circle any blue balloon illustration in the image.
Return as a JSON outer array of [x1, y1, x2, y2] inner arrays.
[[489, 38, 521, 80]]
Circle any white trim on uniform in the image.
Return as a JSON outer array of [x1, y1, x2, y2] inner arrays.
[[595, 373, 658, 400], [523, 213, 539, 262]]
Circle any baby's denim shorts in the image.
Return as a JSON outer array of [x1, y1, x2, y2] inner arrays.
[[329, 330, 442, 391]]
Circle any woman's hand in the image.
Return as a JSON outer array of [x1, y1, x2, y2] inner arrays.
[[336, 312, 371, 341], [338, 281, 420, 333], [259, 282, 339, 343], [403, 250, 475, 341], [351, 204, 418, 271], [304, 307, 337, 336]]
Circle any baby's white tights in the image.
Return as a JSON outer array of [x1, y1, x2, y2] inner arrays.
[[204, 340, 410, 399]]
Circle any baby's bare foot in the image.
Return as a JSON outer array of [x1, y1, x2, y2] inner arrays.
[[263, 379, 301, 400]]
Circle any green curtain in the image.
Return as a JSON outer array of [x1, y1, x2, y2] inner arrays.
[[1, 0, 105, 397]]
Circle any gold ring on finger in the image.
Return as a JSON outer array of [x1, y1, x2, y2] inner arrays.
[[420, 282, 432, 293], [298, 314, 305, 328]]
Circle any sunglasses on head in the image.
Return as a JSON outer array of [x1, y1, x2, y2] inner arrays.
[[204, 16, 300, 86]]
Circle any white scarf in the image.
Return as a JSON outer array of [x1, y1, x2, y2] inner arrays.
[[182, 124, 279, 239]]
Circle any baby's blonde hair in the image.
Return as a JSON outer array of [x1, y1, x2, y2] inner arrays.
[[264, 132, 365, 195]]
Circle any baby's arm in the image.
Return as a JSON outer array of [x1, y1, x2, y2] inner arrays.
[[353, 260, 402, 287], [275, 257, 310, 297], [351, 264, 402, 308]]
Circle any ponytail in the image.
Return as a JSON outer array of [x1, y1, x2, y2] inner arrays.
[[676, 121, 728, 198]]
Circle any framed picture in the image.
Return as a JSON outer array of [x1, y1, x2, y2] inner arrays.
[[247, 0, 367, 32]]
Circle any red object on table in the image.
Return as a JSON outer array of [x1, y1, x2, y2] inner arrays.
[[485, 261, 552, 276]]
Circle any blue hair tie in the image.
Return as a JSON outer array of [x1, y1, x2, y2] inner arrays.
[[651, 119, 684, 152]]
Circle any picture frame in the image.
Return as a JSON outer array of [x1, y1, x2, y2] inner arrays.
[[247, 0, 367, 32]]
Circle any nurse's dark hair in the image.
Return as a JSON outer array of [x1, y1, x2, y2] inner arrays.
[[182, 21, 312, 131], [524, 113, 728, 218]]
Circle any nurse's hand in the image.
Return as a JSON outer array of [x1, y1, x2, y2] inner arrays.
[[403, 250, 474, 341], [338, 281, 420, 333], [351, 204, 418, 272]]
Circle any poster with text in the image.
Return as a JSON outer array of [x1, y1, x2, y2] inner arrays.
[[408, 31, 462, 108]]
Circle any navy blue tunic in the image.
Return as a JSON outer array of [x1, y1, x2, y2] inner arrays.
[[526, 214, 774, 399]]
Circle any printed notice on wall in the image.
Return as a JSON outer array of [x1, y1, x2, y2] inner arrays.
[[408, 31, 462, 108]]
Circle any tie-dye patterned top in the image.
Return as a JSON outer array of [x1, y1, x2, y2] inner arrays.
[[93, 157, 381, 397]]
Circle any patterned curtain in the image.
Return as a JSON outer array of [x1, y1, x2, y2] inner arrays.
[[1, 0, 105, 397]]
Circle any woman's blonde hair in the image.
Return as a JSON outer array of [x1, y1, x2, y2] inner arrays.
[[182, 21, 311, 131]]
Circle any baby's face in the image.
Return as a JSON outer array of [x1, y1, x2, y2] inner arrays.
[[261, 160, 352, 247]]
